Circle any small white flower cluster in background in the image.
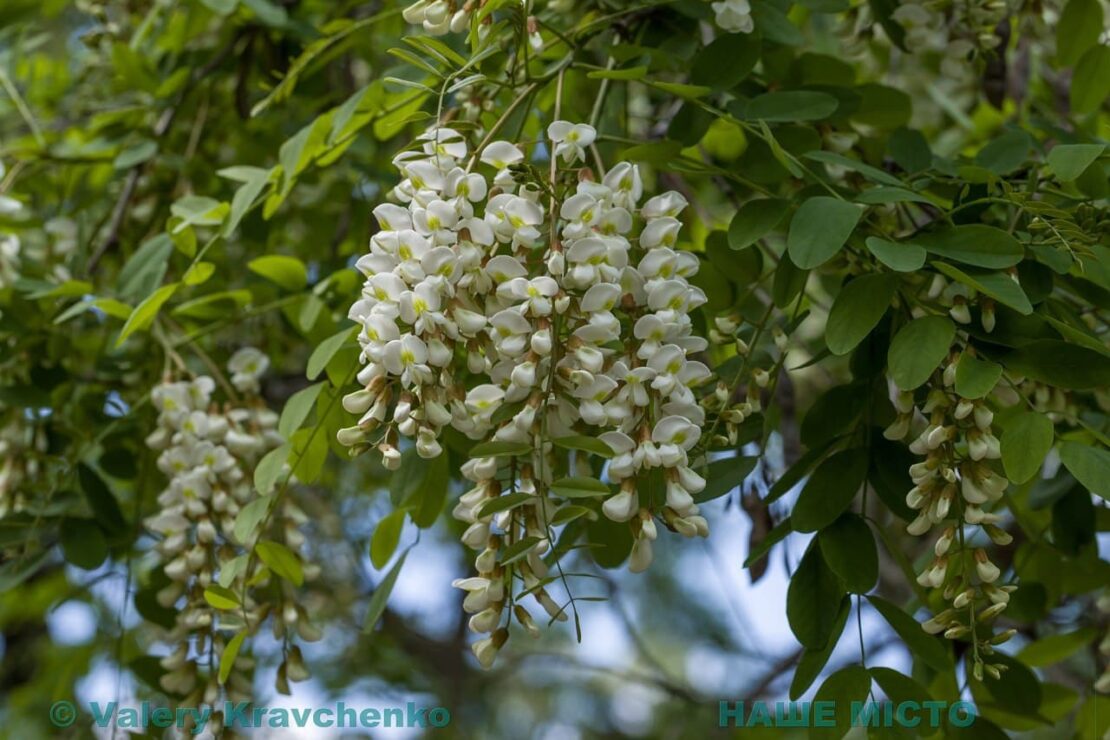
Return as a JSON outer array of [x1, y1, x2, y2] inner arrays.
[[338, 120, 713, 667], [144, 349, 319, 708], [884, 352, 1017, 681], [711, 0, 754, 34]]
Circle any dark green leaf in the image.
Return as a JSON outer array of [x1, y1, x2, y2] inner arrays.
[[787, 197, 863, 269], [791, 448, 868, 533]]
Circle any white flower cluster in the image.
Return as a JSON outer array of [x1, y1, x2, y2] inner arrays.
[[144, 350, 319, 704], [339, 120, 713, 666], [402, 0, 474, 36], [711, 0, 754, 34], [884, 351, 1017, 680]]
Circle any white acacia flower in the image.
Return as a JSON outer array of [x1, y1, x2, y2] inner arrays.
[[712, 0, 754, 33], [548, 121, 596, 164], [498, 276, 559, 316], [480, 141, 525, 170]]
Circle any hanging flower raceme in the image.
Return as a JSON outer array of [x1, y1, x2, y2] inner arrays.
[[884, 348, 1017, 681], [143, 349, 319, 720], [337, 120, 714, 667]]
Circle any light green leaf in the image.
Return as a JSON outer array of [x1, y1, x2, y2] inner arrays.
[[955, 354, 1003, 399], [219, 631, 246, 685], [253, 443, 291, 495], [234, 496, 272, 544], [825, 273, 898, 355], [170, 195, 229, 234], [307, 325, 357, 380], [116, 283, 179, 346], [370, 509, 406, 569], [182, 261, 215, 286], [278, 382, 325, 438], [248, 255, 308, 291], [786, 197, 863, 269], [1019, 628, 1099, 667], [586, 65, 648, 81], [888, 316, 955, 390], [255, 539, 304, 586], [203, 585, 241, 610]]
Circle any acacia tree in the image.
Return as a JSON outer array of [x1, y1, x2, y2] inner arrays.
[[1, 0, 1108, 737]]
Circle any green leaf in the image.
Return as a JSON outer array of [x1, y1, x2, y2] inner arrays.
[[370, 509, 406, 569], [116, 283, 179, 346], [182, 261, 215, 286], [1070, 44, 1110, 114], [811, 666, 872, 740], [408, 453, 449, 528], [727, 198, 790, 249], [1018, 627, 1099, 667], [1057, 0, 1104, 66], [865, 237, 926, 272], [646, 80, 711, 99], [203, 585, 241, 610], [806, 150, 904, 186], [888, 316, 955, 390], [551, 477, 610, 499], [791, 448, 868, 533], [825, 273, 898, 355], [364, 550, 407, 633], [552, 435, 614, 458], [766, 437, 839, 504], [786, 197, 863, 269], [113, 140, 157, 169], [60, 519, 108, 570], [911, 225, 1024, 269], [253, 443, 290, 495], [117, 234, 172, 301], [551, 504, 597, 526], [856, 187, 935, 206], [1001, 411, 1054, 484], [248, 255, 308, 291], [1058, 441, 1110, 499], [255, 540, 304, 586], [475, 491, 534, 519], [790, 596, 850, 699], [955, 354, 1003, 399], [744, 516, 793, 567], [867, 595, 952, 672], [586, 65, 648, 81], [870, 667, 933, 705], [278, 382, 324, 438], [219, 631, 246, 685], [223, 166, 271, 235], [818, 513, 877, 593], [170, 195, 228, 233], [787, 543, 846, 648], [932, 262, 1033, 314], [975, 129, 1033, 175], [469, 440, 532, 458], [695, 456, 759, 503], [307, 326, 357, 380], [690, 33, 760, 90], [499, 536, 542, 566], [77, 464, 127, 537], [741, 91, 839, 122], [1047, 143, 1104, 181], [991, 339, 1110, 390]]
